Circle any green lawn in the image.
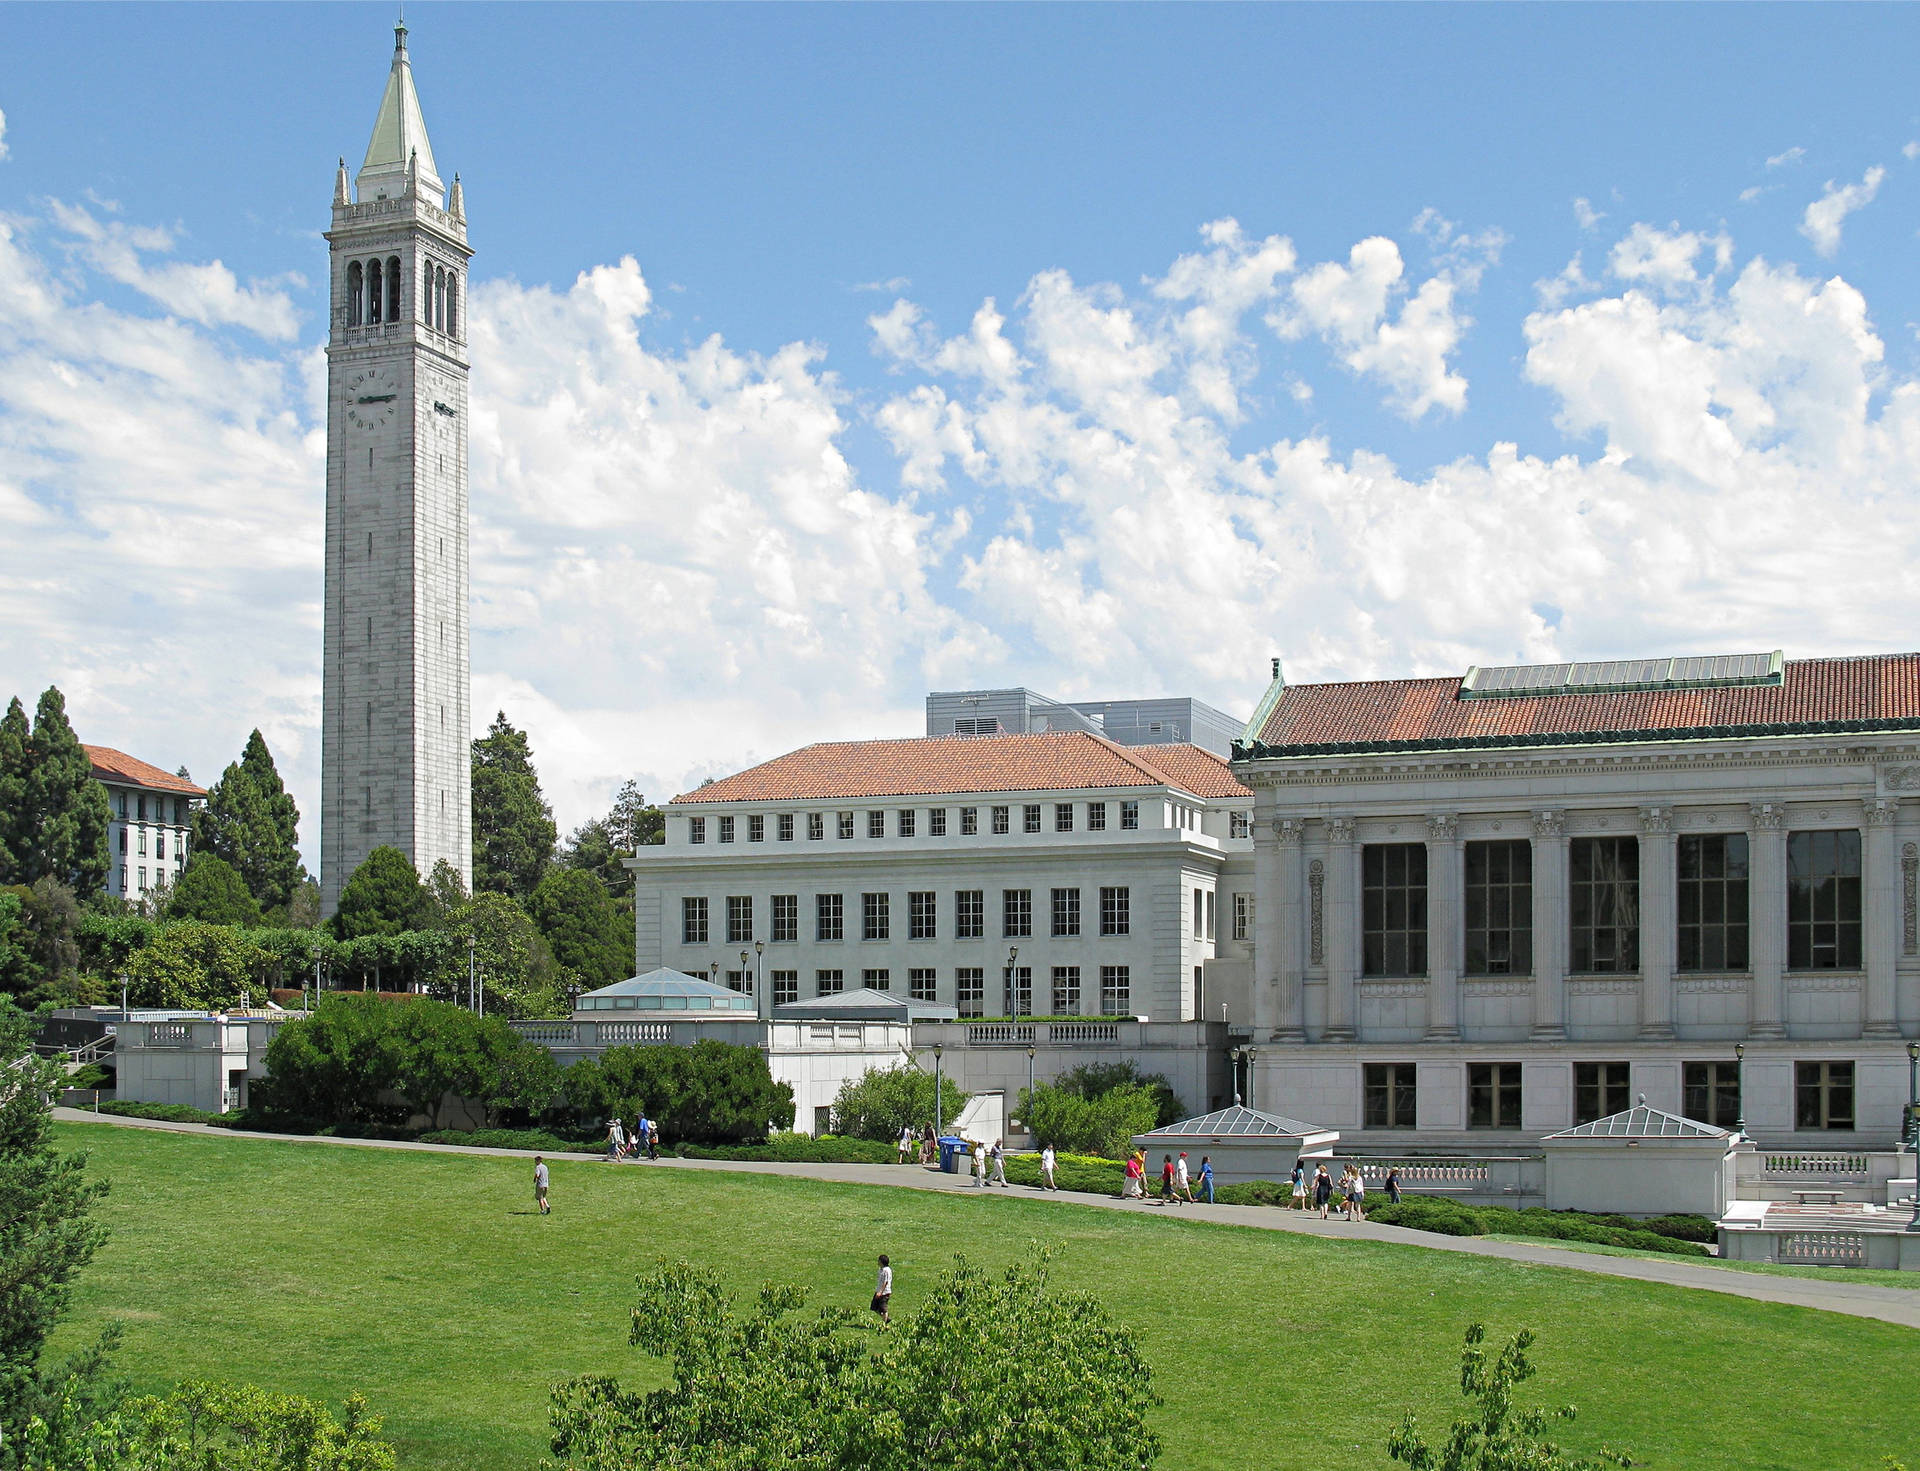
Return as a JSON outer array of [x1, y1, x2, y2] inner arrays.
[[51, 1122, 1920, 1471], [1480, 1232, 1920, 1287]]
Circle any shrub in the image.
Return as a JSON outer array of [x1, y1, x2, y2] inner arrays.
[[561, 1038, 795, 1144], [418, 1127, 591, 1153], [1051, 1060, 1184, 1127], [1019, 1081, 1160, 1158], [1213, 1178, 1294, 1206], [99, 1100, 241, 1128], [677, 1133, 897, 1165], [1367, 1198, 1712, 1257], [830, 1065, 969, 1140], [1000, 1151, 1127, 1194]]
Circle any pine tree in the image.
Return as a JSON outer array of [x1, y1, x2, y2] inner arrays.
[[167, 854, 265, 928], [192, 730, 307, 915], [332, 847, 438, 940], [0, 698, 29, 887], [471, 712, 556, 901], [560, 779, 662, 910], [20, 689, 109, 895], [527, 866, 630, 987]]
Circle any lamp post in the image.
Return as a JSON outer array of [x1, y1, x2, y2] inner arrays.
[[1907, 1040, 1920, 1233], [1230, 1045, 1247, 1106], [1734, 1043, 1746, 1142], [1026, 1043, 1037, 1138], [467, 935, 477, 1014], [740, 949, 750, 1001], [755, 940, 765, 1015], [1246, 1046, 1258, 1111], [1005, 946, 1020, 1017], [933, 1042, 945, 1135]]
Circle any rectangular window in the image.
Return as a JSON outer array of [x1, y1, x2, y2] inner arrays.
[[1795, 1061, 1855, 1130], [1003, 889, 1032, 938], [138, 828, 148, 857], [771, 970, 798, 1006], [991, 806, 1010, 835], [1363, 842, 1428, 976], [816, 969, 844, 996], [909, 890, 937, 940], [718, 815, 735, 844], [868, 810, 885, 839], [807, 812, 824, 841], [1363, 1062, 1418, 1129], [1055, 803, 1074, 833], [1100, 886, 1131, 937], [961, 807, 978, 835], [863, 968, 892, 991], [1788, 830, 1863, 970], [862, 892, 890, 941], [898, 810, 916, 838], [1192, 889, 1204, 939], [909, 968, 937, 1002], [1099, 964, 1130, 1015], [1120, 800, 1139, 830], [1051, 887, 1082, 937], [156, 833, 166, 860], [1570, 836, 1640, 973], [118, 828, 127, 854], [1051, 965, 1082, 1014], [955, 890, 984, 939], [1465, 839, 1532, 976], [1005, 965, 1033, 1016], [1683, 1061, 1742, 1129], [1230, 811, 1250, 839], [118, 864, 127, 892], [816, 894, 844, 942], [724, 969, 752, 996], [929, 808, 947, 837], [1678, 833, 1749, 970], [726, 895, 753, 944], [1023, 804, 1042, 834], [1232, 892, 1252, 942], [771, 894, 798, 944], [1206, 890, 1216, 941], [956, 968, 985, 1017], [682, 897, 709, 945], [747, 815, 765, 843], [1088, 801, 1107, 832], [1574, 1061, 1632, 1124], [838, 812, 855, 840], [138, 867, 147, 892], [1467, 1062, 1523, 1129], [778, 813, 794, 842]]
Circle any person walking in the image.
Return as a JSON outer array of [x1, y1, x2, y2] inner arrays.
[[1173, 1151, 1194, 1204], [533, 1156, 550, 1214], [1122, 1152, 1144, 1200], [990, 1138, 1008, 1187], [973, 1139, 988, 1187], [1339, 1165, 1358, 1221], [1289, 1161, 1308, 1210], [605, 1117, 625, 1162], [1313, 1163, 1333, 1219], [1040, 1144, 1058, 1191], [897, 1124, 915, 1166], [1198, 1155, 1214, 1205], [1350, 1165, 1368, 1222], [1384, 1166, 1402, 1205], [647, 1117, 661, 1160], [1158, 1154, 1176, 1204], [871, 1255, 892, 1324], [633, 1112, 647, 1160]]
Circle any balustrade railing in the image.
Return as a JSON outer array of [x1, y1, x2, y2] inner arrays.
[[514, 1024, 578, 1045], [1763, 1153, 1870, 1178], [1356, 1159, 1492, 1185], [149, 1024, 192, 1047], [1779, 1231, 1866, 1266], [967, 1023, 1035, 1045], [1046, 1022, 1118, 1045], [596, 1021, 673, 1045]]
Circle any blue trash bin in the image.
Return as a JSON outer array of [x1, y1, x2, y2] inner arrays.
[[937, 1136, 965, 1173]]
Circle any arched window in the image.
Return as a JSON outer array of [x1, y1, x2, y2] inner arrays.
[[387, 256, 401, 323], [367, 258, 383, 323], [446, 272, 458, 339], [347, 261, 364, 326], [437, 266, 448, 331], [421, 260, 433, 325]]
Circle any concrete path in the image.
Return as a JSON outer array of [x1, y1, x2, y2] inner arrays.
[[54, 1108, 1920, 1331]]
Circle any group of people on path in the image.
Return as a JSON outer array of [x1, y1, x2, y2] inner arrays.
[[604, 1112, 662, 1162], [1287, 1160, 1400, 1219], [1120, 1149, 1213, 1205]]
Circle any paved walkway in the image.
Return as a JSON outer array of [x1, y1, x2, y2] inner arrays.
[[54, 1109, 1920, 1331]]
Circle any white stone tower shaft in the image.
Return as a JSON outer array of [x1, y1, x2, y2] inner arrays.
[[321, 22, 472, 913]]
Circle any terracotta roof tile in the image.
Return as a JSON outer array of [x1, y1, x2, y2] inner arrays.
[[84, 745, 206, 797], [1249, 653, 1920, 751], [672, 732, 1250, 805]]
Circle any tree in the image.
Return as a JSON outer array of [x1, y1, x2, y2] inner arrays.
[[470, 713, 555, 901], [255, 993, 405, 1127], [191, 731, 307, 916], [165, 856, 263, 929], [17, 689, 110, 895], [562, 1040, 794, 1143], [560, 780, 664, 908], [1387, 1325, 1634, 1471], [431, 891, 566, 1019], [0, 698, 29, 887], [526, 868, 629, 988], [830, 1064, 970, 1140], [331, 848, 436, 940], [424, 860, 467, 922], [59, 1380, 396, 1471], [124, 924, 273, 1010], [547, 1247, 1160, 1471], [1018, 1081, 1160, 1158], [1053, 1060, 1183, 1127]]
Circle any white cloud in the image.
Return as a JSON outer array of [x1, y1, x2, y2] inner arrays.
[[1800, 166, 1885, 258], [0, 109, 10, 162], [853, 275, 911, 294], [1574, 197, 1606, 231], [1905, 141, 1920, 163], [1766, 145, 1806, 170]]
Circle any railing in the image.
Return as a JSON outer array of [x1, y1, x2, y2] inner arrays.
[[1779, 1231, 1866, 1267], [596, 1022, 672, 1045], [1046, 1022, 1118, 1045], [149, 1024, 192, 1047], [514, 1024, 578, 1045], [1764, 1153, 1870, 1178], [968, 1024, 1035, 1045], [1357, 1159, 1492, 1185]]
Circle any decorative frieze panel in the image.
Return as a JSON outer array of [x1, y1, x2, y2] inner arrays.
[[1785, 972, 1863, 993], [1308, 859, 1325, 965], [1676, 975, 1749, 994], [1531, 810, 1565, 839], [1904, 841, 1917, 956], [1567, 977, 1640, 995], [1462, 979, 1533, 997], [1357, 980, 1427, 999], [1883, 765, 1920, 790]]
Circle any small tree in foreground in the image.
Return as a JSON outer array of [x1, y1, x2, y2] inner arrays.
[[548, 1247, 1159, 1471], [830, 1064, 969, 1140], [1387, 1324, 1634, 1471]]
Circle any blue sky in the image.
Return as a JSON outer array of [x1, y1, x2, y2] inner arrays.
[[4, 3, 1920, 858]]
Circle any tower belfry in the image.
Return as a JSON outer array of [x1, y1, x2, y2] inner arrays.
[[321, 22, 472, 912]]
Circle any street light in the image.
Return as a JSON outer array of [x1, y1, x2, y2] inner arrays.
[[932, 1042, 945, 1135], [1246, 1046, 1259, 1111], [1230, 1044, 1247, 1106], [1005, 945, 1020, 1017], [1025, 1043, 1037, 1139], [1907, 1041, 1920, 1234], [740, 949, 750, 999], [1734, 1043, 1746, 1141], [755, 940, 765, 1014]]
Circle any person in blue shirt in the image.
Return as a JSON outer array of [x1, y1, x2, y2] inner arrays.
[[1198, 1155, 1214, 1204]]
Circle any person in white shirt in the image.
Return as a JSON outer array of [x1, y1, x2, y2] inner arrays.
[[990, 1139, 1008, 1186], [897, 1124, 915, 1165], [871, 1255, 892, 1323], [533, 1156, 550, 1215], [606, 1118, 625, 1162], [1173, 1152, 1192, 1205], [1040, 1144, 1058, 1191], [973, 1139, 987, 1187]]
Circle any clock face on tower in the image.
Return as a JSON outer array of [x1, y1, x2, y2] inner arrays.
[[342, 365, 400, 432]]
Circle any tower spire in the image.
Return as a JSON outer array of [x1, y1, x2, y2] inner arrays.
[[356, 20, 442, 203]]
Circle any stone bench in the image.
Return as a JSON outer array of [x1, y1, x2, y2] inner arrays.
[[1792, 1188, 1845, 1207]]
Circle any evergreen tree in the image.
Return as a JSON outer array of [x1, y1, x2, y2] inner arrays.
[[526, 867, 630, 988], [192, 730, 306, 915], [560, 779, 663, 909], [19, 689, 109, 895], [0, 698, 29, 887], [166, 854, 264, 928], [471, 712, 556, 901], [332, 847, 437, 940]]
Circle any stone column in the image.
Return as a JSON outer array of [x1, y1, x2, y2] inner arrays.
[[1273, 819, 1307, 1039], [1864, 797, 1901, 1037], [1748, 801, 1789, 1039], [1424, 814, 1462, 1040], [1324, 816, 1358, 1042], [1638, 806, 1677, 1039], [1529, 810, 1568, 1041]]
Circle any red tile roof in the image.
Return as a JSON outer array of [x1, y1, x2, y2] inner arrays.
[[673, 732, 1249, 805], [84, 745, 206, 797], [1247, 653, 1920, 753]]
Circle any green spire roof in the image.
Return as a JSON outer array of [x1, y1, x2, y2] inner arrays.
[[357, 21, 442, 203]]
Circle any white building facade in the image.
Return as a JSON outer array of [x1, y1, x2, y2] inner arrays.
[[1231, 651, 1920, 1151], [86, 745, 205, 903]]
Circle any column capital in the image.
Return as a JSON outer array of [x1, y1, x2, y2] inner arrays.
[[1325, 816, 1356, 845], [1866, 797, 1901, 827], [1425, 813, 1459, 842], [1749, 800, 1788, 831], [1638, 805, 1674, 835], [1530, 809, 1565, 840], [1275, 818, 1307, 845]]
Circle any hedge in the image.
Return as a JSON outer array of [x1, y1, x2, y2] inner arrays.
[[99, 1100, 242, 1128], [1212, 1178, 1297, 1206], [677, 1134, 897, 1165], [418, 1128, 595, 1153], [1000, 1151, 1127, 1194], [1365, 1198, 1713, 1257]]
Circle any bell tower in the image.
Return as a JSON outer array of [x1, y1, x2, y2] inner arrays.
[[321, 22, 472, 913]]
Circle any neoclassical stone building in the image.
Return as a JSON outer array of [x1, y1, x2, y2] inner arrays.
[[1231, 651, 1920, 1149]]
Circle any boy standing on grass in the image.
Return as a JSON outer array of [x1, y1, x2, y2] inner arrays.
[[534, 1156, 550, 1214], [871, 1255, 892, 1323]]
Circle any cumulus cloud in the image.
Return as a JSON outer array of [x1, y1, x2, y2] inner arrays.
[[0, 109, 9, 162], [1767, 145, 1806, 170], [1800, 166, 1885, 258], [1906, 141, 1920, 163], [1574, 197, 1606, 231]]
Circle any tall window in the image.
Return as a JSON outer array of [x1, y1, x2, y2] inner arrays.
[[1003, 889, 1032, 938], [908, 891, 937, 940], [956, 967, 985, 1017], [1232, 892, 1251, 942], [1192, 890, 1204, 939], [807, 812, 824, 841], [688, 817, 706, 845], [815, 894, 843, 942], [1023, 804, 1042, 834], [956, 890, 984, 939], [1467, 1062, 1523, 1129], [1100, 886, 1131, 937], [1230, 811, 1250, 839], [1363, 843, 1428, 977], [960, 807, 978, 835], [747, 815, 765, 843], [1574, 1061, 1632, 1124], [777, 813, 794, 842], [991, 806, 1010, 835], [1051, 888, 1081, 937], [862, 892, 890, 941], [771, 894, 798, 943], [681, 897, 708, 945], [909, 968, 937, 1002], [1464, 839, 1531, 975], [1089, 801, 1107, 832], [1570, 837, 1639, 973], [718, 815, 735, 844], [837, 812, 855, 840], [929, 808, 947, 837], [1005, 965, 1033, 1016], [863, 968, 891, 991], [867, 811, 885, 839], [1788, 830, 1862, 970], [898, 810, 916, 838], [1363, 1062, 1417, 1129], [771, 970, 798, 1006], [1051, 965, 1082, 1014], [1795, 1061, 1855, 1130], [726, 896, 753, 944], [1099, 964, 1130, 1014], [816, 969, 844, 996], [1678, 833, 1749, 970], [1055, 803, 1074, 833], [1120, 801, 1139, 830], [1683, 1061, 1741, 1128], [724, 969, 751, 995]]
